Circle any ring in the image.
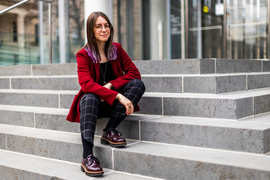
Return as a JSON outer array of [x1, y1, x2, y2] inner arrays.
[[129, 105, 131, 108]]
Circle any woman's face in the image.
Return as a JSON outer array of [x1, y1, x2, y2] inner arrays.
[[94, 16, 110, 43]]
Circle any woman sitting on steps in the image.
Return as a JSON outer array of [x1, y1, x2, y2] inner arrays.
[[66, 11, 145, 177]]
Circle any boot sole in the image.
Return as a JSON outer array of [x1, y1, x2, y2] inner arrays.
[[81, 165, 104, 177], [100, 137, 126, 147]]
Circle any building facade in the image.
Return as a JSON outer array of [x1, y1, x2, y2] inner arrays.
[[0, 0, 269, 65]]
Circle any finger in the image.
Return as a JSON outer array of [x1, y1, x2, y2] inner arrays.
[[124, 104, 129, 115], [130, 106, 134, 114], [126, 103, 133, 115]]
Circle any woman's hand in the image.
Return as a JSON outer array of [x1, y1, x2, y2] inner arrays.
[[100, 83, 114, 102], [116, 93, 134, 115], [103, 82, 113, 90]]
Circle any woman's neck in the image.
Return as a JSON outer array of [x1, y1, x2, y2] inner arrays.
[[96, 41, 106, 53], [96, 41, 108, 63]]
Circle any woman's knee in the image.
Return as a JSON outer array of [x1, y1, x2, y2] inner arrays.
[[127, 79, 146, 92], [80, 93, 100, 109], [134, 79, 146, 92]]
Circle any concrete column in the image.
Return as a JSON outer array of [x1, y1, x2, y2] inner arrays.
[[58, 0, 66, 64], [17, 14, 25, 47], [149, 0, 167, 60], [84, 0, 113, 44]]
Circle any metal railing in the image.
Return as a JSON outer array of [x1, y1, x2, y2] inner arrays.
[[0, 0, 52, 64]]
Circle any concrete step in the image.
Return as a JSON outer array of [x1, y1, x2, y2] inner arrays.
[[0, 59, 269, 76], [0, 150, 161, 180], [142, 72, 270, 93], [1, 124, 270, 180], [139, 89, 270, 119], [0, 88, 270, 119], [244, 112, 270, 124], [1, 72, 270, 94], [0, 106, 270, 153]]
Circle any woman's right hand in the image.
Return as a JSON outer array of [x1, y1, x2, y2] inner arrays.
[[116, 93, 134, 115]]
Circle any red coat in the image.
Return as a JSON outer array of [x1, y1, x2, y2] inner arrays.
[[66, 42, 141, 123]]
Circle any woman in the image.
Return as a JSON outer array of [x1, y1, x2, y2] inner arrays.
[[66, 11, 145, 177]]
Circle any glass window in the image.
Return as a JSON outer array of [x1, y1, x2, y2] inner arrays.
[[226, 0, 268, 59]]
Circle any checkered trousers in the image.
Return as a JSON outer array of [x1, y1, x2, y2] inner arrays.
[[79, 79, 145, 144]]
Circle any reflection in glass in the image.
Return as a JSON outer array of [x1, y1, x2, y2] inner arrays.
[[188, 0, 224, 58], [227, 0, 268, 59]]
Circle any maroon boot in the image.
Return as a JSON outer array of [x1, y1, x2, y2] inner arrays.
[[81, 154, 103, 177], [101, 128, 126, 147]]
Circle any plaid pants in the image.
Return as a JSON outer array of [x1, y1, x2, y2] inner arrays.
[[79, 79, 145, 144]]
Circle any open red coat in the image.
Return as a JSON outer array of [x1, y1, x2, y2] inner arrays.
[[66, 42, 141, 123]]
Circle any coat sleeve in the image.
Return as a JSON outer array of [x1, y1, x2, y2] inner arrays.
[[77, 51, 118, 105], [109, 44, 141, 90]]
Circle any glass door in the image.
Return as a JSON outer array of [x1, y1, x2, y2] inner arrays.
[[187, 0, 224, 58]]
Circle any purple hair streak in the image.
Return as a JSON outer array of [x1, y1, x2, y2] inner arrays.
[[85, 45, 117, 64]]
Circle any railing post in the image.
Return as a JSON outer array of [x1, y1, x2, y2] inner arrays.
[[48, 1, 52, 64], [185, 0, 188, 58], [223, 0, 227, 58], [268, 0, 270, 59]]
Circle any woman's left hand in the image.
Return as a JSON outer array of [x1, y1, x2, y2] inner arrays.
[[100, 83, 113, 102]]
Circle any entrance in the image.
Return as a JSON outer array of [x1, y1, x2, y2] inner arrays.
[[186, 0, 224, 58]]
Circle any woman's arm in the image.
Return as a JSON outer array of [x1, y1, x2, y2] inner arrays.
[[101, 82, 134, 115], [109, 44, 141, 90]]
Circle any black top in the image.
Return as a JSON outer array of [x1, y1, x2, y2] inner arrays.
[[98, 61, 116, 86]]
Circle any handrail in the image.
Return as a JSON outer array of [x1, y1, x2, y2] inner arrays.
[[0, 0, 52, 64], [0, 0, 30, 15]]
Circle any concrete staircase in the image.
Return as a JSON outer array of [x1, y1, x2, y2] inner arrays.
[[0, 58, 270, 179]]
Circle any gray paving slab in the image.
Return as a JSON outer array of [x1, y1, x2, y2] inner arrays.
[[114, 142, 270, 180], [216, 59, 262, 73], [133, 59, 215, 74], [243, 112, 270, 124], [104, 171, 164, 180], [263, 60, 270, 72], [11, 77, 80, 90], [248, 74, 270, 90], [163, 97, 253, 119], [184, 75, 246, 93], [0, 78, 9, 89], [35, 113, 80, 133], [32, 63, 77, 76], [0, 134, 5, 149], [142, 76, 182, 93], [137, 97, 162, 115], [0, 92, 59, 108], [0, 166, 62, 180], [254, 94, 270, 115], [0, 104, 69, 114], [60, 94, 75, 109], [0, 65, 31, 76], [0, 110, 34, 127]]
